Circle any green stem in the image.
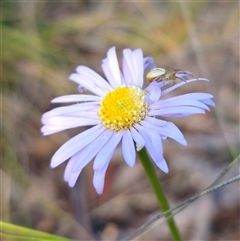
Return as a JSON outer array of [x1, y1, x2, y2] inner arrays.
[[138, 148, 183, 241]]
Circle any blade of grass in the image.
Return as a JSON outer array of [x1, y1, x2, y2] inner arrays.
[[0, 221, 74, 241]]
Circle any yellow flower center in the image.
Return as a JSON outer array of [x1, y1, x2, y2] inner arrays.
[[98, 86, 148, 132]]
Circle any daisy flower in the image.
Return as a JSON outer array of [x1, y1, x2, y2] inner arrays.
[[41, 47, 214, 194]]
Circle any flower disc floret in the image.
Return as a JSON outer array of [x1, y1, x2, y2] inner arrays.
[[98, 86, 148, 132]]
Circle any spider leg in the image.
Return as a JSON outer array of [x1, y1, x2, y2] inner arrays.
[[176, 76, 188, 82]]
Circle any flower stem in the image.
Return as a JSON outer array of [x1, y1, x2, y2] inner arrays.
[[138, 148, 183, 241]]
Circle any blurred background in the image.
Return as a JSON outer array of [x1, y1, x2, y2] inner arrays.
[[2, 1, 239, 240]]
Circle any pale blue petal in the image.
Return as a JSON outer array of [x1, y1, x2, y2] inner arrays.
[[92, 132, 122, 194], [64, 156, 75, 182], [42, 116, 99, 127], [51, 94, 101, 103], [130, 127, 145, 151], [201, 98, 215, 107], [68, 172, 81, 187], [122, 55, 133, 85], [140, 120, 187, 146], [107, 47, 122, 85], [50, 125, 105, 168], [61, 112, 98, 118], [133, 49, 144, 87], [78, 85, 86, 92], [137, 130, 155, 160], [93, 156, 112, 194], [150, 99, 210, 111], [122, 49, 144, 87], [93, 131, 123, 171], [143, 57, 156, 69], [149, 106, 206, 117], [144, 81, 170, 92], [152, 92, 214, 104], [42, 104, 99, 118], [145, 81, 161, 101], [72, 130, 113, 173], [161, 78, 209, 96], [137, 129, 168, 173], [161, 122, 187, 146], [137, 131, 168, 173], [134, 126, 161, 161], [122, 49, 135, 85], [76, 66, 112, 92], [103, 47, 122, 86], [148, 130, 163, 162], [69, 73, 105, 96], [64, 153, 82, 187], [101, 59, 117, 88], [144, 116, 168, 127], [122, 130, 136, 167], [123, 49, 144, 88], [41, 125, 81, 136], [155, 158, 169, 173]]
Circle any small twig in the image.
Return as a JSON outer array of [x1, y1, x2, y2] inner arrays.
[[208, 154, 240, 187], [124, 173, 240, 240]]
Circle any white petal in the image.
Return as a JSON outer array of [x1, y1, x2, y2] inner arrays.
[[50, 125, 105, 168], [72, 130, 113, 173], [122, 130, 136, 167]]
